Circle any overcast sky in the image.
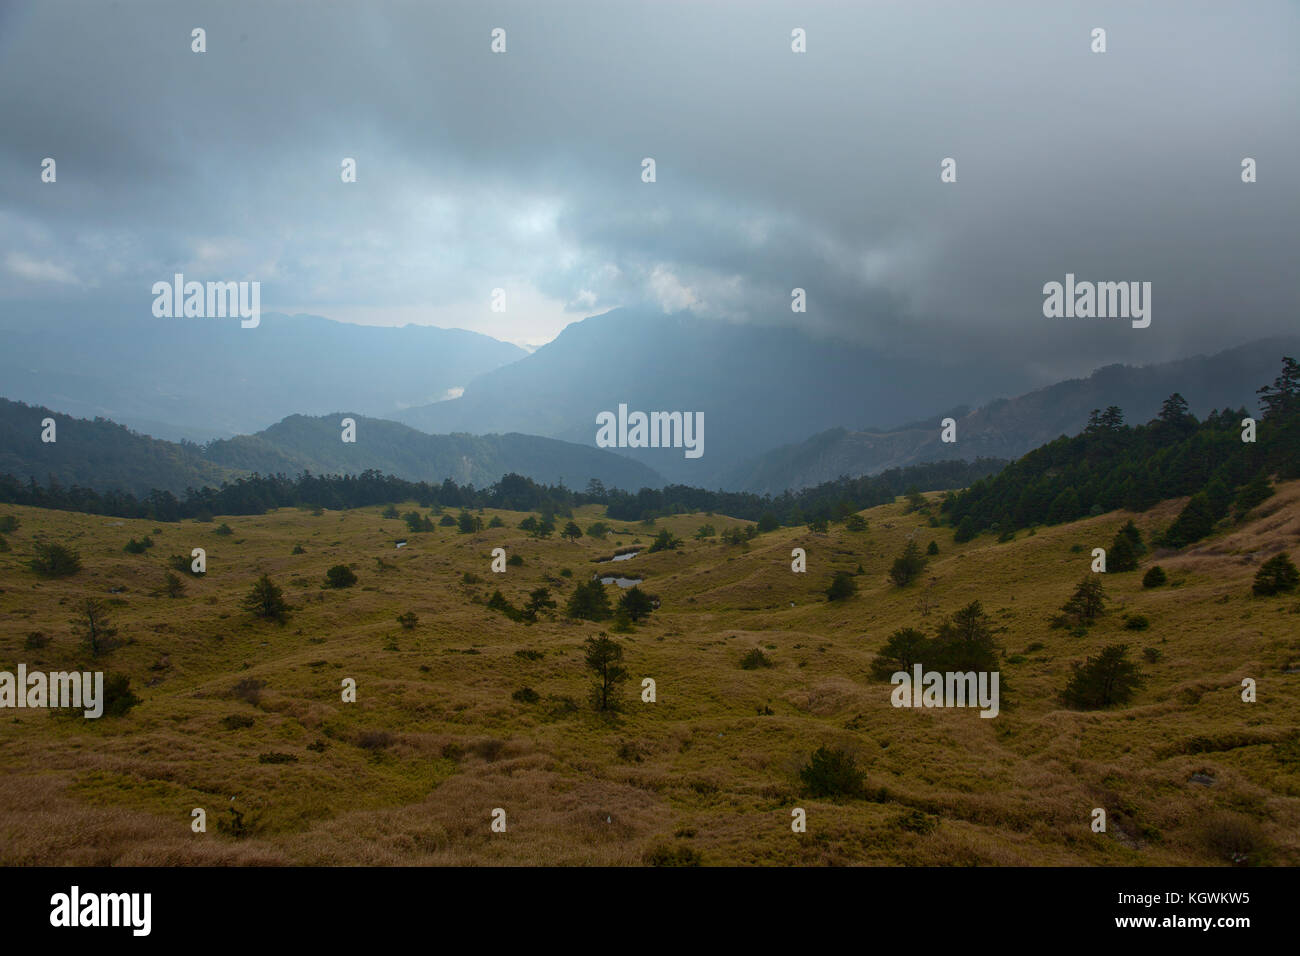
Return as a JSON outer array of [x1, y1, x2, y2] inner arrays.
[[0, 0, 1295, 373]]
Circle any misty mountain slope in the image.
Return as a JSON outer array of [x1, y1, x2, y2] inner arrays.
[[0, 400, 663, 497], [200, 414, 665, 490], [393, 306, 1034, 485], [0, 306, 527, 441], [726, 337, 1300, 493], [0, 398, 239, 498]]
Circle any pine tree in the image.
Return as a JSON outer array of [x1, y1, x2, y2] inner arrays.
[[1062, 644, 1145, 709], [566, 579, 612, 621], [619, 586, 657, 622], [1253, 553, 1299, 596], [889, 540, 927, 587], [1060, 575, 1108, 626], [242, 574, 289, 622], [584, 634, 628, 712]]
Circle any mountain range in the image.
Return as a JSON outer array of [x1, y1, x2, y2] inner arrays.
[[0, 400, 661, 497], [0, 306, 525, 441], [724, 336, 1300, 493]]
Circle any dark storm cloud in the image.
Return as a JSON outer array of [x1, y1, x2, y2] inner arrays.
[[0, 0, 1295, 370]]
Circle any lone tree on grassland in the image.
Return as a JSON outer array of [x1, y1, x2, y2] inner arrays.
[[1056, 575, 1108, 627], [242, 574, 289, 622], [825, 570, 857, 601], [324, 564, 358, 588], [30, 542, 82, 578], [1062, 644, 1145, 709], [1253, 552, 1299, 596], [889, 539, 927, 587], [583, 633, 628, 712], [73, 598, 118, 656], [619, 585, 657, 622]]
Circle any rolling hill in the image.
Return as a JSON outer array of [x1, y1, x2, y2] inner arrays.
[[0, 400, 664, 497]]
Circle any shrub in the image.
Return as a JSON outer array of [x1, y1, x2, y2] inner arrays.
[[1201, 813, 1268, 866], [0, 515, 19, 532], [643, 843, 703, 867], [739, 648, 774, 670], [291, 544, 306, 555], [24, 631, 48, 650], [512, 687, 540, 704], [1062, 644, 1144, 709], [888, 540, 927, 587], [845, 514, 867, 532], [1142, 565, 1167, 588], [396, 612, 418, 629], [381, 504, 401, 519], [586, 521, 609, 540], [895, 809, 938, 834], [1122, 614, 1150, 631], [220, 714, 255, 730], [356, 730, 395, 751], [488, 516, 505, 528], [214, 523, 233, 536], [29, 542, 82, 577], [258, 751, 297, 764], [324, 564, 358, 589], [1142, 647, 1162, 663], [230, 677, 267, 705], [648, 529, 682, 553], [799, 746, 865, 798], [487, 590, 522, 620], [926, 540, 939, 555], [168, 554, 203, 577], [438, 514, 457, 527], [123, 536, 154, 554], [825, 570, 857, 601], [101, 674, 141, 717], [1253, 552, 1299, 596], [162, 571, 187, 598], [507, 554, 524, 567]]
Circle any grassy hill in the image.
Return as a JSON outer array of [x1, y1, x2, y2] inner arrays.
[[0, 484, 1297, 866]]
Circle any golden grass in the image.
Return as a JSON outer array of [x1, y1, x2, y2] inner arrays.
[[1, 484, 1297, 866]]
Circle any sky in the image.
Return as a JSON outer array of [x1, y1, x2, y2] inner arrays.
[[0, 0, 1295, 367]]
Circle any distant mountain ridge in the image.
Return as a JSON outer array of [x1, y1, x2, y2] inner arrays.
[[0, 307, 526, 441], [0, 399, 663, 497], [724, 337, 1300, 493], [393, 306, 1032, 485]]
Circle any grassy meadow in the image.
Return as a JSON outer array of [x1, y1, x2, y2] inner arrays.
[[1, 483, 1298, 866]]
